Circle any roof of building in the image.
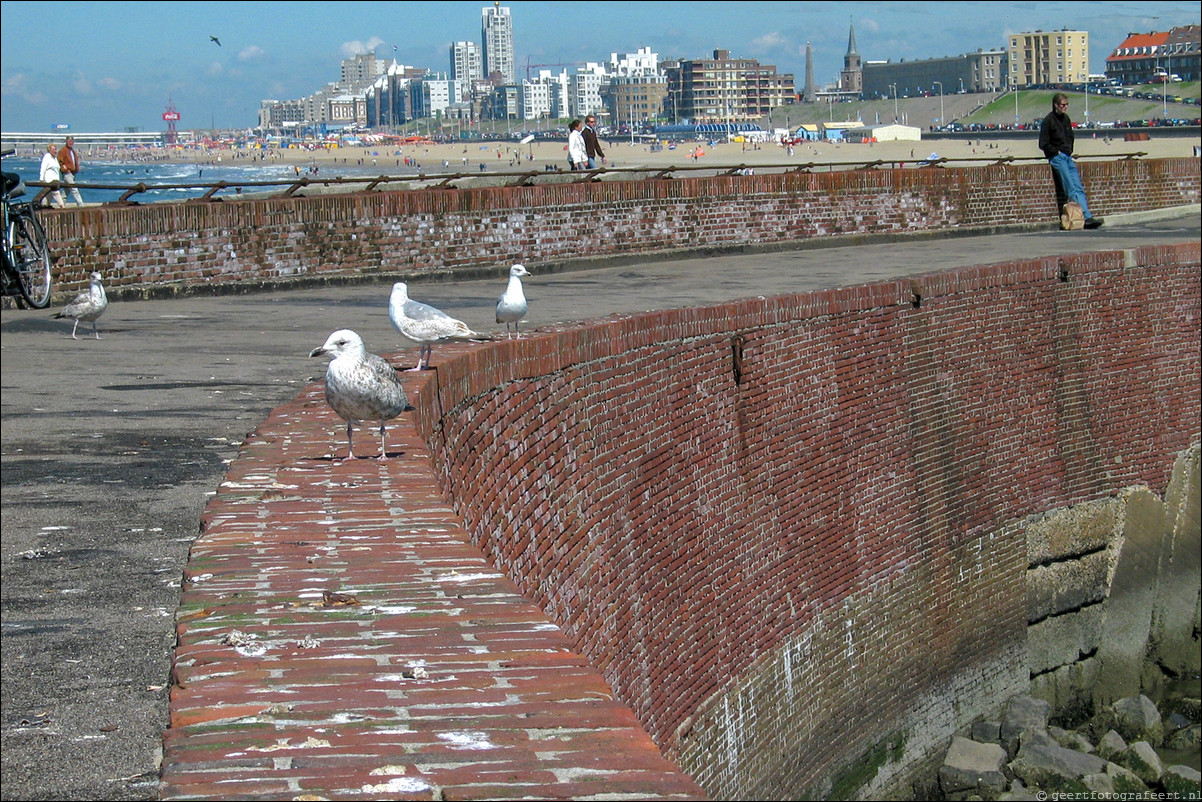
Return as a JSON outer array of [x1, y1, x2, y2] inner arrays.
[[1108, 32, 1170, 61]]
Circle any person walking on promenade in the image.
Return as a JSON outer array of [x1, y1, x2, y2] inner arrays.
[[1039, 93, 1102, 229], [57, 135, 84, 205], [567, 119, 587, 171], [582, 115, 606, 169], [39, 143, 65, 208]]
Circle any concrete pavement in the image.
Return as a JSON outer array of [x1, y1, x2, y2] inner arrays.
[[1, 209, 1198, 800]]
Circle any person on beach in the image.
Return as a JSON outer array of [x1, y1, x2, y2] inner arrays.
[[567, 119, 587, 171], [582, 115, 606, 168], [39, 143, 65, 208], [1039, 93, 1103, 230], [57, 136, 84, 205]]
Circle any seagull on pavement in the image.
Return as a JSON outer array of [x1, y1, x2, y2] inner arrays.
[[495, 263, 531, 339], [53, 271, 108, 340], [388, 282, 480, 371], [309, 329, 412, 460]]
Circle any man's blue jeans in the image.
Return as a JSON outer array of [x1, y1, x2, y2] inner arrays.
[[1049, 152, 1091, 218]]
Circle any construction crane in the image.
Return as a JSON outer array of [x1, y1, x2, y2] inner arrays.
[[525, 57, 584, 80]]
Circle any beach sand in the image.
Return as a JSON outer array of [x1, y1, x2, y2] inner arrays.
[[93, 130, 1197, 176]]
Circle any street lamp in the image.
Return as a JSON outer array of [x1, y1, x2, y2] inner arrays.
[[933, 81, 943, 126], [889, 83, 898, 122], [1014, 81, 1020, 127]]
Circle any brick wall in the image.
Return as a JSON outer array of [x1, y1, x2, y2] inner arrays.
[[39, 157, 1201, 301], [413, 243, 1201, 798]]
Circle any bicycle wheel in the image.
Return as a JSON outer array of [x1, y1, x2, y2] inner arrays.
[[10, 210, 52, 309]]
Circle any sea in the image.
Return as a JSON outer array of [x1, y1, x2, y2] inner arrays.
[[1, 154, 408, 206]]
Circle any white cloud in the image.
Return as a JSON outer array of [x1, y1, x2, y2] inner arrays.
[[207, 62, 225, 77], [340, 37, 384, 58], [238, 45, 266, 62], [752, 32, 790, 51], [1, 73, 48, 105]]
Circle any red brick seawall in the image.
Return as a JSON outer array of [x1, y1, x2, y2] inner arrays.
[[41, 157, 1200, 300], [164, 242, 1200, 799]]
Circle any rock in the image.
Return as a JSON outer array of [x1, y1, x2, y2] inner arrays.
[[1120, 740, 1164, 784], [1095, 729, 1128, 761], [972, 720, 1001, 744], [1008, 731, 1108, 792], [1167, 711, 1192, 731], [1105, 761, 1149, 793], [1082, 771, 1114, 794], [998, 778, 1041, 801], [1096, 694, 1164, 746], [1165, 723, 1200, 750], [1001, 695, 1051, 753], [1161, 765, 1202, 796], [1048, 725, 1093, 753], [939, 736, 1009, 795], [1162, 695, 1201, 723]]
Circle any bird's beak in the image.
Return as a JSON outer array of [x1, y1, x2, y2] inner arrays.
[[309, 347, 327, 358]]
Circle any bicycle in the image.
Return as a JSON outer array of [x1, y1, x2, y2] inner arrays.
[[1, 149, 53, 309]]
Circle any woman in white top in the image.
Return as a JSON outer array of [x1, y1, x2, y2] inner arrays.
[[39, 143, 65, 208], [567, 119, 588, 171]]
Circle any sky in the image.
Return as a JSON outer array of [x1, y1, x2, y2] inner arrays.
[[1, 1, 1196, 133]]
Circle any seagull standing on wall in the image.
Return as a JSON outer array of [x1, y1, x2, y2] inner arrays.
[[388, 282, 480, 371], [53, 271, 108, 339], [495, 264, 531, 339], [309, 329, 412, 460]]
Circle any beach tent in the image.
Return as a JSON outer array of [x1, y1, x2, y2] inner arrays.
[[856, 124, 922, 142]]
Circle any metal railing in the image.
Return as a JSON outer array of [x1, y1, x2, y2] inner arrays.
[[24, 151, 1149, 208]]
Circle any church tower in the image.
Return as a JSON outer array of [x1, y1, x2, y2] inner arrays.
[[840, 20, 863, 95]]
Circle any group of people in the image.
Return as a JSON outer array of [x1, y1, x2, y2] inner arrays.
[[566, 115, 606, 171], [38, 136, 84, 208], [29, 100, 1099, 228]]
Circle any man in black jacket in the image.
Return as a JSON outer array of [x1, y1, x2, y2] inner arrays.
[[583, 115, 606, 169], [1039, 93, 1103, 229]]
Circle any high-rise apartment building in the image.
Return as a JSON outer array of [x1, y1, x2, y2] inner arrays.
[[451, 41, 483, 101], [481, 2, 515, 84], [1008, 29, 1090, 87]]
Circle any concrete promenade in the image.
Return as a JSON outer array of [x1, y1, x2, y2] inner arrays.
[[1, 208, 1199, 800]]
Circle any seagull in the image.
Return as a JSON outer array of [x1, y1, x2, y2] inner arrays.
[[388, 282, 480, 371], [53, 271, 107, 340], [309, 329, 411, 460], [495, 263, 531, 339], [209, 35, 221, 46]]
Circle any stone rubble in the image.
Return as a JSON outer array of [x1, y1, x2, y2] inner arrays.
[[937, 692, 1202, 801]]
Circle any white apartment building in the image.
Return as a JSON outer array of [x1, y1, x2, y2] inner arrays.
[[482, 3, 515, 83], [570, 64, 609, 118], [520, 69, 571, 119], [608, 46, 659, 77], [450, 41, 483, 101]]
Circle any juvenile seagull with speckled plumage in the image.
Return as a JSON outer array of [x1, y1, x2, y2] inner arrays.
[[53, 271, 108, 340], [309, 329, 412, 460]]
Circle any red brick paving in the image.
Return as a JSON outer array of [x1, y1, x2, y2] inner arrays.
[[162, 374, 706, 800]]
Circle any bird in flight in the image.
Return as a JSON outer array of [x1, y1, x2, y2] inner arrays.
[[210, 35, 221, 46]]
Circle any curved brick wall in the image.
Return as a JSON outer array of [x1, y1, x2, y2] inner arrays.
[[39, 157, 1200, 301], [413, 244, 1200, 798]]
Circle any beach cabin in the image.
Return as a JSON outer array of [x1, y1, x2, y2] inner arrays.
[[820, 122, 863, 142], [794, 124, 822, 142]]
